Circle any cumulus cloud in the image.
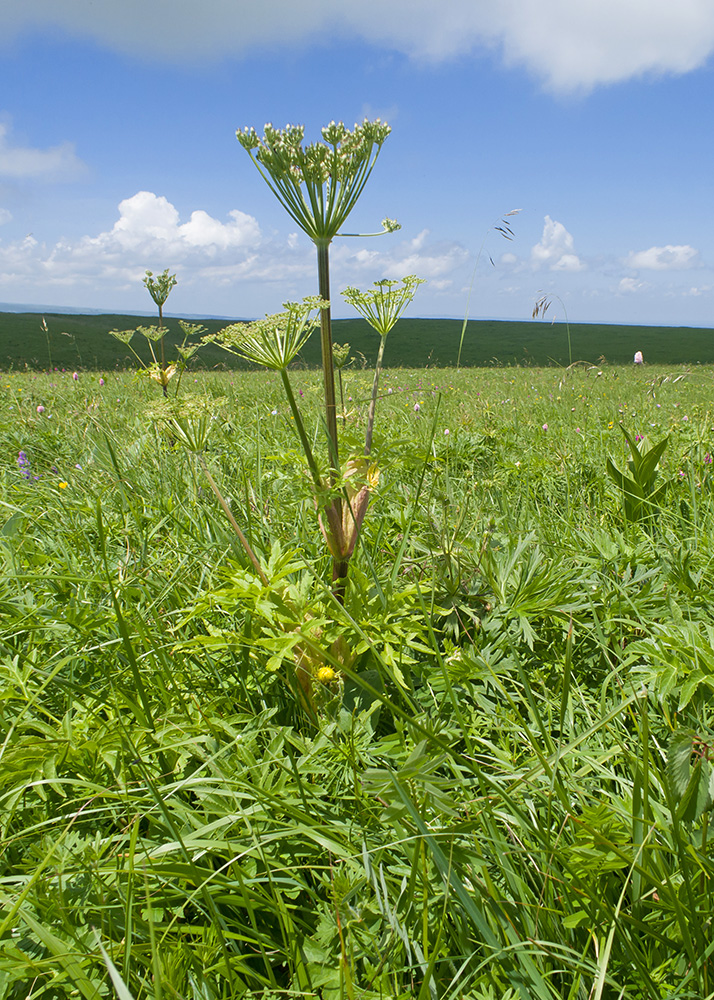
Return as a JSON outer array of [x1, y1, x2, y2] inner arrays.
[[0, 120, 86, 180], [626, 244, 699, 270], [531, 216, 585, 271], [0, 192, 266, 297], [2, 0, 714, 92], [96, 191, 262, 254]]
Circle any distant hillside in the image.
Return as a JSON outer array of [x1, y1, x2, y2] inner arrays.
[[0, 310, 712, 370]]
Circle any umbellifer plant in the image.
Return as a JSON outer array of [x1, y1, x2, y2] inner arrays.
[[342, 275, 424, 455], [109, 269, 205, 395], [236, 120, 399, 472], [233, 119, 402, 597]]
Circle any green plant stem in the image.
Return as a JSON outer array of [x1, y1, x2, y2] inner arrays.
[[338, 368, 346, 427], [365, 335, 386, 456], [279, 368, 324, 492], [197, 454, 269, 586], [316, 240, 339, 474], [158, 303, 167, 397]]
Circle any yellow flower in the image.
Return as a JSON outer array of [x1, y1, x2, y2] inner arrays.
[[316, 666, 336, 684], [58, 481, 68, 489]]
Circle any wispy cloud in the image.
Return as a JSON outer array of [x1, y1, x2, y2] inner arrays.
[[2, 1, 714, 92], [0, 120, 86, 180], [626, 244, 699, 270], [619, 276, 649, 294]]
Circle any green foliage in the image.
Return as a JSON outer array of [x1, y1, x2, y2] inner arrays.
[[667, 729, 714, 822], [2, 364, 714, 998], [6, 311, 714, 370], [606, 424, 671, 523]]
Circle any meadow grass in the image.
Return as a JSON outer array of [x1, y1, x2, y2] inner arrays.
[[1, 362, 714, 999]]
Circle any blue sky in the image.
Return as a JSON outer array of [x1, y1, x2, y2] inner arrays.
[[0, 1, 713, 326]]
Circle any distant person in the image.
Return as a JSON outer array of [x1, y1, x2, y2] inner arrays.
[[634, 350, 644, 364]]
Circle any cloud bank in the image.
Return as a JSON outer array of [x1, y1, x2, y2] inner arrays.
[[0, 190, 466, 311], [3, 0, 714, 92]]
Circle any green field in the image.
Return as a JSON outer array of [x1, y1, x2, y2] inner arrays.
[[2, 309, 714, 369], [2, 361, 714, 998]]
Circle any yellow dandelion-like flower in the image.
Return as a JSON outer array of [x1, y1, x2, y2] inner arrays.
[[58, 481, 68, 489], [317, 666, 336, 684]]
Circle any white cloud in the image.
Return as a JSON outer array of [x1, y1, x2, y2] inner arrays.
[[333, 228, 468, 282], [552, 253, 585, 272], [531, 216, 585, 271], [0, 120, 86, 180], [0, 191, 267, 298], [89, 191, 262, 255], [619, 277, 648, 293], [2, 0, 714, 92], [0, 191, 465, 311], [626, 244, 699, 270]]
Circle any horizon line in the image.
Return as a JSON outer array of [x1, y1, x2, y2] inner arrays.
[[0, 302, 712, 331]]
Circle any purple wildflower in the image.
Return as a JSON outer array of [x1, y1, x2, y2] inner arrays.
[[17, 451, 32, 479]]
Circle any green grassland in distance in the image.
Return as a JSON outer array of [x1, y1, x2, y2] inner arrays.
[[1, 309, 713, 369]]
